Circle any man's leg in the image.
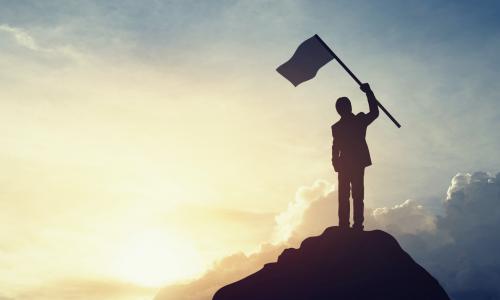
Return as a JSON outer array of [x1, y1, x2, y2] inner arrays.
[[338, 171, 350, 228], [351, 167, 365, 229]]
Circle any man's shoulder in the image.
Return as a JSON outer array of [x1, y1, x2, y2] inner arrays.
[[331, 121, 341, 128], [331, 121, 341, 135]]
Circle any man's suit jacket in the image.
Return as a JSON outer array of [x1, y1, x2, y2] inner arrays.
[[331, 92, 379, 173]]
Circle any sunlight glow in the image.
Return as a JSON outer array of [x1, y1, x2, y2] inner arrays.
[[112, 229, 204, 287]]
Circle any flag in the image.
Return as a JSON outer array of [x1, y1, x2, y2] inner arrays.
[[276, 35, 335, 86]]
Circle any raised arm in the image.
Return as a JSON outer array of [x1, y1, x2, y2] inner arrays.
[[360, 83, 379, 125]]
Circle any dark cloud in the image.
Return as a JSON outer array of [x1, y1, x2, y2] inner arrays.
[[396, 172, 500, 299]]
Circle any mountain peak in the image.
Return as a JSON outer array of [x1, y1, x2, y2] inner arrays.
[[213, 227, 449, 300]]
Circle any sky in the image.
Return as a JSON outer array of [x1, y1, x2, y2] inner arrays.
[[0, 1, 499, 299]]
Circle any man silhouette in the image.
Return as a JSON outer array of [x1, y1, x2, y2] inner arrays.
[[331, 83, 379, 230]]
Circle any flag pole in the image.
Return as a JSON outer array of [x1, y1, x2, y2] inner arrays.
[[314, 34, 401, 128]]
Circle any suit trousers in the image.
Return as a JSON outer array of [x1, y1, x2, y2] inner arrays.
[[338, 167, 365, 227]]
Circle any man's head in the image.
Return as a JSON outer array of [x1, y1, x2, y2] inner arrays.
[[336, 97, 352, 117]]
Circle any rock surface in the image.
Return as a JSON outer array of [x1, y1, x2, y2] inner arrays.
[[213, 227, 450, 300]]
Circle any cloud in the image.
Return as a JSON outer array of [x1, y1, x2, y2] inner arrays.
[[371, 199, 436, 234], [156, 180, 335, 300], [156, 171, 500, 300], [290, 171, 500, 299], [283, 185, 437, 244], [0, 24, 39, 50], [154, 179, 434, 300], [281, 170, 500, 300], [272, 180, 334, 244], [0, 23, 84, 62], [387, 172, 500, 299], [155, 243, 286, 300], [446, 172, 471, 201]]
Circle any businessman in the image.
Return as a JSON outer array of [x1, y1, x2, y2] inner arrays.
[[331, 83, 379, 230]]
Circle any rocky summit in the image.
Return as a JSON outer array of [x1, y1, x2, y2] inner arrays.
[[213, 227, 449, 300]]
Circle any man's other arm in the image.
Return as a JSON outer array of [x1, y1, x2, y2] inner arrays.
[[331, 126, 340, 172], [360, 83, 379, 125]]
